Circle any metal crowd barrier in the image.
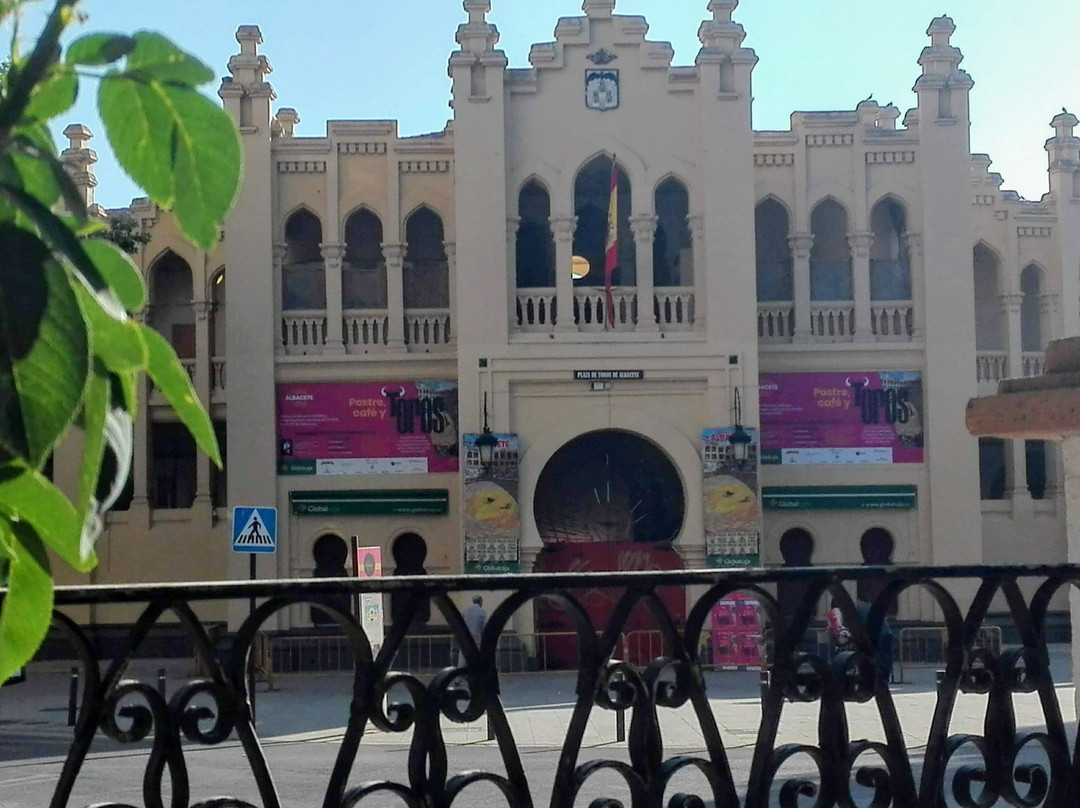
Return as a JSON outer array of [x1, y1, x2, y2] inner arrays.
[[897, 624, 1002, 682]]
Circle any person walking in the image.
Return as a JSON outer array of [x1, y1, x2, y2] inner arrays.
[[458, 595, 488, 668]]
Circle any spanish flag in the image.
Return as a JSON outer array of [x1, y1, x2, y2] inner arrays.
[[604, 156, 618, 329]]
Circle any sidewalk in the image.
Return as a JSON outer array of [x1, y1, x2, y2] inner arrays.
[[3, 646, 1075, 751]]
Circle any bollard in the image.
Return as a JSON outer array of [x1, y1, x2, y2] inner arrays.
[[157, 668, 167, 700], [615, 706, 626, 743], [67, 667, 79, 727]]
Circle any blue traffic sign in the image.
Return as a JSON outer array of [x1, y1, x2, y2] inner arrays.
[[232, 506, 277, 554]]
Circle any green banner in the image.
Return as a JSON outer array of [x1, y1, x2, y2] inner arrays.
[[706, 554, 761, 569], [279, 459, 317, 475], [291, 489, 449, 516], [464, 560, 520, 574], [762, 485, 917, 511]]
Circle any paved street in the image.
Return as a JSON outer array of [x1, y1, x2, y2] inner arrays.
[[1, 647, 1075, 806]]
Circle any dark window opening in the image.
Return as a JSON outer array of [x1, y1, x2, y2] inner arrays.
[[516, 181, 555, 288], [344, 209, 387, 309], [573, 156, 634, 287], [653, 178, 691, 287], [810, 199, 852, 301], [283, 209, 326, 310], [152, 422, 196, 509], [755, 199, 793, 301], [1026, 440, 1047, 500], [869, 199, 910, 300], [404, 207, 448, 309], [391, 532, 430, 627], [777, 528, 815, 625], [979, 438, 1006, 501], [858, 527, 897, 613], [210, 421, 227, 509]]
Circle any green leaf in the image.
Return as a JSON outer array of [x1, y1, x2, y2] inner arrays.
[[0, 519, 52, 686], [0, 227, 90, 466], [65, 33, 135, 66], [72, 282, 147, 372], [163, 85, 241, 249], [140, 324, 220, 466], [99, 76, 240, 249], [82, 238, 146, 311], [98, 73, 175, 207], [22, 66, 77, 122], [124, 32, 214, 87], [77, 367, 107, 521], [0, 183, 112, 301], [10, 128, 86, 222], [115, 369, 138, 415], [0, 462, 91, 571]]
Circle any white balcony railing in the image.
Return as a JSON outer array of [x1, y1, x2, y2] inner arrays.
[[574, 287, 636, 332], [758, 302, 795, 344], [404, 309, 453, 352], [343, 309, 389, 352], [1022, 351, 1046, 378], [180, 358, 195, 382], [810, 302, 855, 343], [515, 288, 557, 333], [869, 301, 914, 342], [654, 287, 695, 332], [282, 310, 327, 354], [976, 350, 1008, 384]]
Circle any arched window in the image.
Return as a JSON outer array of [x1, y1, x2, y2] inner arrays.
[[516, 181, 555, 288], [776, 527, 816, 625], [1020, 264, 1042, 352], [343, 209, 387, 309], [149, 250, 194, 358], [809, 199, 852, 301], [404, 207, 449, 309], [282, 209, 325, 310], [573, 155, 634, 286], [973, 243, 1003, 350], [654, 178, 691, 287], [755, 199, 792, 301], [210, 269, 225, 357], [869, 199, 910, 300]]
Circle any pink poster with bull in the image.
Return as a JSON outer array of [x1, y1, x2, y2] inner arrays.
[[277, 382, 459, 475], [759, 372, 924, 465]]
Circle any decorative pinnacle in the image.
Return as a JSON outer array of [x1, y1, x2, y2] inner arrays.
[[463, 0, 489, 24], [1051, 110, 1078, 138], [709, 0, 738, 23], [927, 15, 955, 47], [63, 123, 93, 152], [236, 25, 263, 55], [583, 0, 616, 18]]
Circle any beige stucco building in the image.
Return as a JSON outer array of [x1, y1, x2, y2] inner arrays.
[[52, 1, 1080, 633]]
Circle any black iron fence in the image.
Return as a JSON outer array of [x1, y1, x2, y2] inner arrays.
[[7, 563, 1080, 807]]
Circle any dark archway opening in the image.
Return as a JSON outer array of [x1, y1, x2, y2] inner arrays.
[[776, 528, 815, 625], [311, 534, 351, 625], [391, 532, 430, 627], [858, 527, 897, 614], [573, 156, 634, 287]]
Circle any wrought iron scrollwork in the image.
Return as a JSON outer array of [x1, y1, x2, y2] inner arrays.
[[10, 564, 1080, 806]]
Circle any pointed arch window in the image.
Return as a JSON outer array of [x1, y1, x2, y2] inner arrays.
[[404, 207, 449, 309], [755, 199, 793, 301], [1020, 264, 1042, 352], [282, 209, 326, 310], [210, 268, 226, 357], [810, 199, 852, 301], [869, 198, 911, 300], [149, 250, 195, 358], [516, 181, 555, 288], [654, 178, 691, 287], [343, 209, 387, 309], [573, 156, 634, 286], [973, 244, 1003, 351]]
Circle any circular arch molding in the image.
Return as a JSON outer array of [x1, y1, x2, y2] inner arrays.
[[518, 405, 703, 554]]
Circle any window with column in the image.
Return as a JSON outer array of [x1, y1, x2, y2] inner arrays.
[[869, 198, 911, 301], [653, 178, 691, 288], [573, 155, 634, 287], [343, 208, 387, 309], [149, 250, 195, 361], [755, 198, 793, 301], [403, 206, 449, 308], [809, 199, 852, 301], [516, 180, 555, 288]]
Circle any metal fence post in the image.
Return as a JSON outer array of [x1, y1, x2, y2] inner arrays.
[[157, 668, 166, 700]]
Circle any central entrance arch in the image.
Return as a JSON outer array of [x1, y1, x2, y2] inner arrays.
[[533, 429, 685, 543], [532, 430, 686, 665]]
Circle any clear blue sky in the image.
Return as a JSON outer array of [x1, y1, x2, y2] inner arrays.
[[16, 0, 1080, 207]]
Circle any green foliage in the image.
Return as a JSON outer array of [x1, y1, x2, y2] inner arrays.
[[0, 0, 241, 683]]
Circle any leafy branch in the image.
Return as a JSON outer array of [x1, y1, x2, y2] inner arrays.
[[0, 0, 241, 683]]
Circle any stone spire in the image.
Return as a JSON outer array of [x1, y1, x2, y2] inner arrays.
[[456, 1, 500, 55], [696, 0, 756, 93], [1046, 111, 1080, 174], [582, 0, 615, 18], [218, 25, 276, 131], [913, 16, 973, 123], [274, 108, 300, 139], [60, 124, 105, 218]]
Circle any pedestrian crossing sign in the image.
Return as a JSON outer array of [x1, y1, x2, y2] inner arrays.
[[232, 506, 278, 554]]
